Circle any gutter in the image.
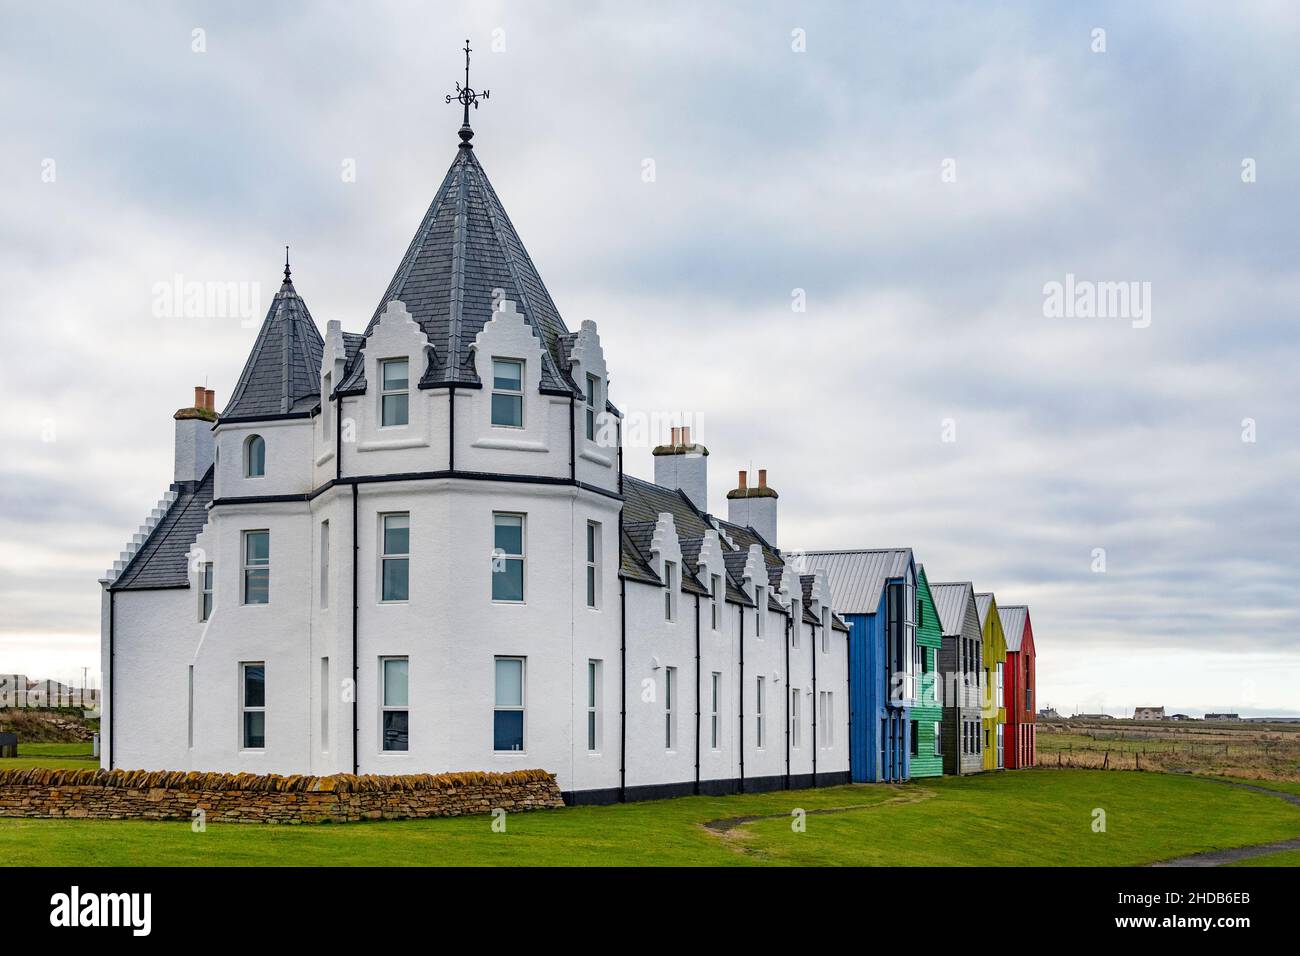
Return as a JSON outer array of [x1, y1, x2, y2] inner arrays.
[[568, 394, 576, 481], [108, 590, 115, 770], [448, 387, 456, 470]]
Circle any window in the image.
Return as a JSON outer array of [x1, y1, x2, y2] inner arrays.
[[319, 521, 329, 609], [380, 358, 409, 427], [586, 660, 601, 752], [664, 666, 677, 750], [711, 574, 722, 630], [756, 676, 766, 749], [322, 371, 333, 438], [792, 616, 801, 650], [755, 586, 765, 637], [984, 727, 990, 752], [491, 358, 523, 427], [996, 661, 1004, 708], [187, 665, 194, 749], [242, 530, 269, 605], [380, 513, 410, 602], [199, 561, 213, 621], [821, 691, 834, 747], [910, 720, 919, 757], [380, 657, 408, 752], [320, 657, 330, 753], [584, 373, 599, 441], [933, 720, 942, 756], [585, 521, 600, 609], [821, 608, 831, 653], [710, 672, 721, 750], [494, 657, 525, 751], [240, 662, 265, 749], [997, 723, 1005, 768], [663, 561, 677, 621], [244, 434, 266, 477], [791, 687, 801, 749], [492, 513, 525, 602]]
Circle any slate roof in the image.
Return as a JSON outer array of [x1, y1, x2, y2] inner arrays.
[[929, 581, 977, 638], [222, 274, 324, 420], [111, 469, 214, 591], [796, 549, 912, 616], [999, 605, 1030, 652], [339, 144, 578, 397]]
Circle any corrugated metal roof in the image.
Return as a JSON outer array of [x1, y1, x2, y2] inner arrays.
[[974, 592, 994, 630], [929, 581, 975, 637], [797, 549, 912, 615], [999, 605, 1029, 652]]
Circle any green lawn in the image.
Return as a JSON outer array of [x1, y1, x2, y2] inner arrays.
[[0, 741, 97, 771], [1, 769, 1297, 867], [1228, 849, 1300, 867]]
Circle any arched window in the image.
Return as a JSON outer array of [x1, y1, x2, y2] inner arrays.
[[244, 434, 266, 477]]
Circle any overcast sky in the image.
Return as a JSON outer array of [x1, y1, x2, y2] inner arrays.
[[1, 2, 1297, 716]]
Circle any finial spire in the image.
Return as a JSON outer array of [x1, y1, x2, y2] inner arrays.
[[445, 38, 489, 147], [283, 244, 292, 283]]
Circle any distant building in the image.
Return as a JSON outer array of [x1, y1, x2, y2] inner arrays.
[[1134, 706, 1165, 721], [1076, 713, 1113, 721], [1205, 713, 1240, 721], [1038, 707, 1060, 720], [1169, 713, 1193, 721]]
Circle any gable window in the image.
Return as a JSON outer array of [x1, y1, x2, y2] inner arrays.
[[491, 513, 525, 602], [821, 691, 834, 748], [791, 687, 801, 749], [379, 358, 409, 427], [491, 358, 524, 427], [380, 656, 408, 752], [199, 562, 214, 622], [244, 434, 266, 478], [996, 661, 1004, 708], [242, 530, 269, 605], [380, 513, 410, 602], [585, 521, 600, 609], [710, 672, 721, 750], [494, 657, 525, 751], [663, 561, 678, 621], [240, 662, 265, 749], [587, 660, 602, 752], [755, 676, 766, 749], [755, 586, 765, 638], [584, 373, 599, 440], [822, 609, 831, 653], [664, 666, 677, 750], [792, 615, 801, 650], [711, 574, 722, 630]]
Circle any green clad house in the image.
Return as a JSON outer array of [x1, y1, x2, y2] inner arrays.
[[908, 565, 945, 777]]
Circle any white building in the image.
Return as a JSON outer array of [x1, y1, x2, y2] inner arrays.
[[99, 119, 851, 803]]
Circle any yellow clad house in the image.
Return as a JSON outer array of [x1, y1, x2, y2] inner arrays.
[[975, 592, 1007, 770]]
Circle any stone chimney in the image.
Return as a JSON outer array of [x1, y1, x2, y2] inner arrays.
[[174, 385, 216, 484], [652, 425, 709, 512], [727, 468, 778, 546]]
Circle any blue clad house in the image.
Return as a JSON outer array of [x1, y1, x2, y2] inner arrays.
[[800, 549, 917, 783]]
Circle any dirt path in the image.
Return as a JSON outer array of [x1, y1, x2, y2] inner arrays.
[[1149, 777, 1300, 867], [700, 786, 933, 839]]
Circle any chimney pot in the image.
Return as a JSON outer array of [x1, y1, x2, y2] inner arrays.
[[738, 470, 747, 491], [204, 388, 215, 411], [670, 426, 680, 446], [681, 425, 691, 445], [193, 386, 205, 409], [758, 469, 767, 489]]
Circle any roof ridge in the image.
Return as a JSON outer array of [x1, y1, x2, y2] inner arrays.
[[446, 152, 471, 383]]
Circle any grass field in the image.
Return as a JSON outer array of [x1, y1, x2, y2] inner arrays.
[[1, 769, 1297, 867], [1228, 849, 1300, 867], [1, 741, 97, 771]]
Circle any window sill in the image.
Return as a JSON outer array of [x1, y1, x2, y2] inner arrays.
[[358, 437, 429, 452], [579, 447, 612, 467], [472, 436, 549, 453]]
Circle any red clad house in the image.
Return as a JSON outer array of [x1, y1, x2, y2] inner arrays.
[[998, 605, 1036, 768]]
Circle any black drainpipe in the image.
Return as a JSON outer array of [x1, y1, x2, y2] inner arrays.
[[108, 590, 115, 770], [694, 594, 701, 795], [334, 394, 342, 480], [738, 603, 745, 793], [618, 573, 627, 802], [846, 623, 853, 783], [448, 387, 456, 470], [351, 482, 359, 775], [811, 619, 819, 787], [568, 393, 576, 481], [783, 612, 790, 789]]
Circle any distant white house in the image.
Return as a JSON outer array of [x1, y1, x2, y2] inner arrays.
[[1133, 706, 1165, 721]]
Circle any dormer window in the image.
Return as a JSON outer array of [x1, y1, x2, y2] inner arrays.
[[380, 358, 409, 427], [584, 373, 599, 440], [244, 435, 266, 478], [755, 585, 766, 637], [491, 358, 524, 427], [663, 561, 678, 622], [711, 574, 722, 630]]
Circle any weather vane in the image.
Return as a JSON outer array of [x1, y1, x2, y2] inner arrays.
[[446, 39, 489, 146]]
